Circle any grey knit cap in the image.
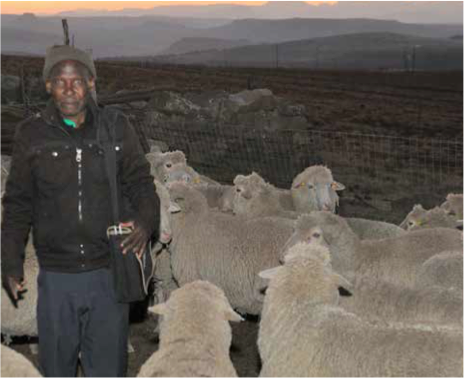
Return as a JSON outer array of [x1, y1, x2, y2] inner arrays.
[[43, 45, 97, 81]]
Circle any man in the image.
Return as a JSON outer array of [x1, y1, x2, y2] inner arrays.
[[1, 45, 160, 377]]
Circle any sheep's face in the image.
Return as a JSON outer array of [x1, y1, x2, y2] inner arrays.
[[279, 226, 329, 263], [232, 174, 267, 216], [441, 194, 463, 220], [291, 166, 344, 214], [399, 204, 427, 230], [168, 182, 208, 216], [163, 164, 198, 187], [152, 151, 187, 181]]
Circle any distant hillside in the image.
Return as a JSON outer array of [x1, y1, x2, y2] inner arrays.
[[151, 32, 463, 71], [55, 1, 463, 24], [161, 37, 251, 55], [1, 14, 462, 58], [197, 18, 463, 43]]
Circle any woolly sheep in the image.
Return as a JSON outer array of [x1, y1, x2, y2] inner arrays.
[[400, 205, 460, 231], [232, 172, 298, 219], [163, 163, 220, 187], [279, 212, 463, 288], [1, 345, 42, 377], [417, 250, 463, 291], [346, 217, 406, 240], [441, 193, 463, 220], [145, 150, 187, 182], [162, 164, 234, 212], [291, 165, 345, 213], [167, 182, 295, 315], [340, 274, 462, 328], [138, 281, 241, 377], [258, 243, 463, 377]]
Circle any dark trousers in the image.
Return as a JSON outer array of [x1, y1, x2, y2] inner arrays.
[[37, 267, 129, 377]]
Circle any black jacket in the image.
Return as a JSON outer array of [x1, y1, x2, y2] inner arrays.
[[1, 99, 160, 278]]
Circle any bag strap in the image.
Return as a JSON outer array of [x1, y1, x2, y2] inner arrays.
[[98, 107, 120, 225]]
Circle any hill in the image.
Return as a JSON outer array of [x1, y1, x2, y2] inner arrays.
[[150, 32, 463, 70]]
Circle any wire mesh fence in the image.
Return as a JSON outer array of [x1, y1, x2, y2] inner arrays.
[[138, 119, 462, 189], [131, 115, 462, 222]]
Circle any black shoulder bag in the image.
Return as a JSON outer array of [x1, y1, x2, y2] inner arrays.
[[98, 107, 154, 303]]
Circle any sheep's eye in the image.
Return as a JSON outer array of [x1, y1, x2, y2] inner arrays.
[[236, 188, 241, 193], [312, 232, 321, 238], [307, 184, 314, 190], [408, 221, 415, 226], [165, 162, 172, 168]]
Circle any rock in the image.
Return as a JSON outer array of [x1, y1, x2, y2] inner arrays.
[[228, 89, 275, 113], [148, 91, 200, 116]]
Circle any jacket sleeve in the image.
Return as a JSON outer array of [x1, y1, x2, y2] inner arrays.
[[118, 115, 160, 238], [1, 122, 34, 279]]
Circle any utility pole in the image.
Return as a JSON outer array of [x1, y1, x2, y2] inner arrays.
[[315, 45, 320, 69], [275, 44, 279, 69], [411, 45, 421, 73], [62, 19, 70, 45]]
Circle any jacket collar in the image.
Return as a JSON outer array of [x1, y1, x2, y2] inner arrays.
[[42, 96, 100, 128]]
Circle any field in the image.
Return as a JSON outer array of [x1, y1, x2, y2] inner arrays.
[[1, 54, 462, 376]]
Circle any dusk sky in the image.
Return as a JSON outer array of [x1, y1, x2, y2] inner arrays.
[[0, 1, 336, 15]]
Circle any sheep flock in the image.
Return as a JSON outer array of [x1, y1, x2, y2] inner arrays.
[[1, 145, 462, 377]]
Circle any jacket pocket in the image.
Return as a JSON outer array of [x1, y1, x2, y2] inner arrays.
[[32, 146, 74, 194]]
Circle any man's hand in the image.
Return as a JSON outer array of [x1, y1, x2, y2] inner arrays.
[[2, 276, 26, 308], [120, 221, 149, 259]]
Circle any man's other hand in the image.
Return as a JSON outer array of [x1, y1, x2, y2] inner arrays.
[[2, 276, 26, 308]]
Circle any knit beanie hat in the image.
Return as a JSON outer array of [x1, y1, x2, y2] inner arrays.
[[43, 45, 97, 81]]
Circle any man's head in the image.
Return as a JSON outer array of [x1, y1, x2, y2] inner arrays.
[[43, 45, 96, 118]]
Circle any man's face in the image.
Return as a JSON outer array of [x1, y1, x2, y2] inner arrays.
[[45, 60, 95, 117]]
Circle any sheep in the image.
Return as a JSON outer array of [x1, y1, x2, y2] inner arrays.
[[400, 204, 460, 231], [145, 150, 187, 182], [232, 172, 298, 219], [231, 172, 404, 239], [441, 193, 463, 220], [258, 243, 463, 377], [138, 280, 242, 377], [167, 181, 295, 315], [346, 217, 406, 240], [417, 250, 463, 291], [163, 163, 220, 187], [339, 273, 462, 328], [1, 345, 42, 377], [291, 165, 345, 213], [279, 212, 463, 288]]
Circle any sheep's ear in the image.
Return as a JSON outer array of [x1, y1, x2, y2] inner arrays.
[[168, 201, 181, 213], [149, 303, 169, 316], [413, 204, 423, 211], [224, 307, 244, 323], [331, 181, 345, 191], [332, 273, 352, 293], [233, 175, 245, 185], [259, 266, 282, 280], [292, 181, 304, 189]]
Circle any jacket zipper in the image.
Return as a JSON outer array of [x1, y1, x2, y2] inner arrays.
[[44, 120, 84, 224], [76, 148, 83, 222]]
